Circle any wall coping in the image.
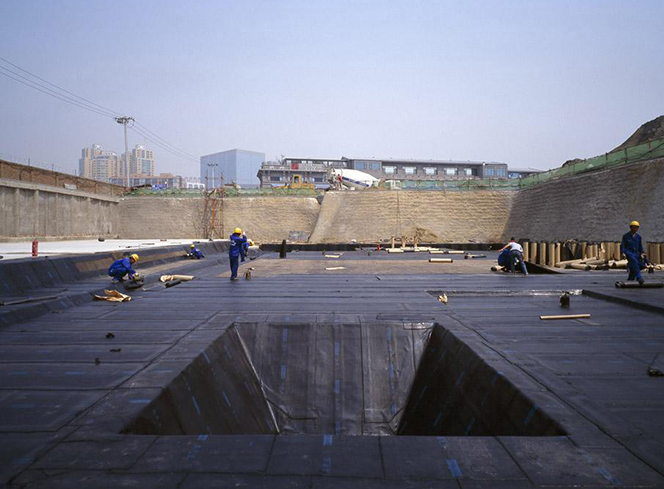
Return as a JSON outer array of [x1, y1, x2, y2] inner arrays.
[[0, 178, 121, 203]]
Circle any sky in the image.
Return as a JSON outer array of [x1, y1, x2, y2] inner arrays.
[[1, 0, 663, 178]]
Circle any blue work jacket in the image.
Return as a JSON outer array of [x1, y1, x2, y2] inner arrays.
[[229, 234, 247, 258], [191, 248, 204, 259], [621, 232, 644, 257], [108, 257, 136, 277]]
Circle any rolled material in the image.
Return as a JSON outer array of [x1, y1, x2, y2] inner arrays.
[[522, 241, 529, 262], [588, 244, 598, 259], [388, 248, 404, 253], [554, 243, 561, 267], [429, 258, 453, 263], [556, 258, 584, 268], [569, 263, 591, 271], [650, 243, 660, 265], [580, 242, 588, 260], [660, 244, 664, 264], [547, 243, 555, 267], [609, 259, 628, 269], [529, 242, 538, 264], [538, 242, 547, 266], [540, 314, 591, 320]]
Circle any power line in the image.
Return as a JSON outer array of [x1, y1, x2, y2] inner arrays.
[[134, 121, 198, 160], [0, 56, 124, 117], [0, 57, 201, 163], [0, 66, 117, 119]]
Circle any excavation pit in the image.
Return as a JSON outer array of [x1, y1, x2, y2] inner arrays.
[[123, 322, 566, 437]]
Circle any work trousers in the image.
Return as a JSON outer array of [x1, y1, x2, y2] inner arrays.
[[229, 255, 239, 279], [510, 250, 528, 275], [625, 252, 644, 281]]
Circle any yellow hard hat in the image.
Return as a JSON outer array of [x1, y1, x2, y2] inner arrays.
[[629, 221, 640, 227], [234, 227, 242, 234], [190, 244, 195, 248], [130, 254, 139, 262]]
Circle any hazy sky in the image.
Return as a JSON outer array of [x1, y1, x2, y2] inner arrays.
[[1, 0, 663, 177]]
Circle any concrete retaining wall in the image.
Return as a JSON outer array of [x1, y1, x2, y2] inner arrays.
[[0, 179, 120, 241], [504, 158, 664, 242], [309, 190, 515, 244]]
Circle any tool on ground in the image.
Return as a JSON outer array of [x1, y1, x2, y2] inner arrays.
[[430, 258, 453, 263], [559, 292, 571, 308], [165, 280, 182, 288], [615, 281, 664, 289], [94, 290, 131, 302], [540, 314, 591, 320], [123, 274, 144, 290]]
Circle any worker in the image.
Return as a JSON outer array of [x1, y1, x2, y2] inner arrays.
[[108, 254, 139, 283], [498, 238, 528, 275], [621, 221, 646, 284], [240, 235, 251, 262], [187, 244, 205, 259], [229, 227, 247, 281]]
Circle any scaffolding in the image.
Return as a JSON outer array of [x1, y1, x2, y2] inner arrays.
[[201, 188, 225, 239]]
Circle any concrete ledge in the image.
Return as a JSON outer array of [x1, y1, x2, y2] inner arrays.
[[0, 178, 121, 203]]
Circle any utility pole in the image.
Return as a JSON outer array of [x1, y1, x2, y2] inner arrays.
[[115, 116, 134, 187], [207, 162, 219, 189]]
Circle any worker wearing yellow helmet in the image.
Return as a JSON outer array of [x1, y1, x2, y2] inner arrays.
[[108, 253, 139, 283], [228, 227, 247, 281], [621, 220, 647, 284], [187, 243, 205, 260]]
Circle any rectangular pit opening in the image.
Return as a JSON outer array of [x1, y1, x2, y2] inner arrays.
[[123, 322, 565, 437]]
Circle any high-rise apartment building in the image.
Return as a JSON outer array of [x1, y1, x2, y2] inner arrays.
[[79, 144, 154, 182], [131, 145, 154, 176], [79, 144, 124, 180]]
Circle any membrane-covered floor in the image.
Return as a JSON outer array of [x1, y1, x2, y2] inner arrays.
[[1, 251, 664, 488]]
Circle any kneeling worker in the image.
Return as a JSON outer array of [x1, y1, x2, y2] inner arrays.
[[498, 238, 528, 275], [229, 228, 247, 281], [188, 244, 205, 259], [621, 220, 646, 284], [108, 254, 139, 283]]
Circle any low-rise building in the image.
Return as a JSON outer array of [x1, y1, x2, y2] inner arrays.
[[109, 173, 183, 189], [257, 156, 509, 188]]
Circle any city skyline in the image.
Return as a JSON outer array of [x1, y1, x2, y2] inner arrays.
[[1, 1, 663, 177]]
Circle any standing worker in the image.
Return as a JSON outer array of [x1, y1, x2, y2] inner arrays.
[[621, 221, 646, 284], [108, 254, 139, 283], [229, 227, 247, 281], [498, 238, 528, 275]]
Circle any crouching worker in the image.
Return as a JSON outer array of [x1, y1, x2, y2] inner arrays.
[[498, 238, 528, 275], [229, 228, 247, 281], [108, 254, 139, 283], [621, 221, 647, 284], [187, 244, 205, 259]]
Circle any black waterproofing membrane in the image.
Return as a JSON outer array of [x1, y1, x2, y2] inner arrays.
[[124, 323, 565, 437]]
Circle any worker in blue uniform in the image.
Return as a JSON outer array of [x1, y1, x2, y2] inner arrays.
[[108, 254, 139, 283], [621, 220, 647, 284], [188, 244, 205, 259], [229, 227, 247, 281]]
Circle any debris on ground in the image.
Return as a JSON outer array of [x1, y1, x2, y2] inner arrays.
[[540, 314, 591, 320], [438, 294, 448, 304], [94, 290, 131, 302], [325, 267, 345, 271], [648, 353, 664, 377], [325, 254, 341, 259], [164, 280, 182, 288], [110, 348, 121, 353], [105, 332, 115, 339], [159, 275, 194, 282], [94, 357, 101, 365]]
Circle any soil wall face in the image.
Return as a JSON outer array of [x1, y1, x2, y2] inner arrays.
[[504, 158, 664, 242], [309, 190, 515, 244]]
